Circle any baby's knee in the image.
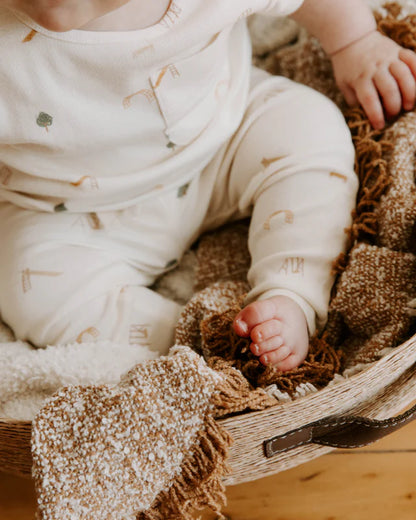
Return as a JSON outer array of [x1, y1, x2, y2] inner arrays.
[[1, 286, 63, 347], [293, 85, 351, 144]]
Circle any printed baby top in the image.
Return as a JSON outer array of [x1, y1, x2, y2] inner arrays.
[[0, 0, 303, 212]]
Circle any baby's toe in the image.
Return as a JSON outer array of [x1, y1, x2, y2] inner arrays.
[[251, 335, 284, 357], [233, 300, 277, 337], [250, 319, 282, 345], [275, 352, 306, 372], [259, 345, 292, 366]]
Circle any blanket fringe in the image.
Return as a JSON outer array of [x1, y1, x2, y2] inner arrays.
[[139, 406, 233, 519]]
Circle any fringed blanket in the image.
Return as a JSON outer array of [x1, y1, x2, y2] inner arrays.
[[27, 3, 416, 519]]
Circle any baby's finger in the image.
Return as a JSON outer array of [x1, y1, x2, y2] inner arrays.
[[373, 68, 402, 117], [341, 83, 359, 107], [389, 61, 416, 110], [355, 78, 385, 129], [399, 48, 416, 79]]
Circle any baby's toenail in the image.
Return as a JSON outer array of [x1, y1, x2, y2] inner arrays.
[[252, 344, 260, 355], [263, 355, 269, 364], [236, 318, 248, 334]]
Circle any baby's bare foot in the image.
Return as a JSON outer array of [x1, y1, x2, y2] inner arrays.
[[233, 295, 309, 371]]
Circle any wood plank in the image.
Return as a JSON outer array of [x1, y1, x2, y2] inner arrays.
[[1, 419, 416, 520]]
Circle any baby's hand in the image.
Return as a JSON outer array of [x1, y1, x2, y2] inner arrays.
[[331, 31, 416, 129]]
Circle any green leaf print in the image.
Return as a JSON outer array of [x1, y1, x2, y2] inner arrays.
[[37, 112, 53, 132], [177, 183, 190, 198], [165, 259, 178, 269], [54, 203, 67, 212]]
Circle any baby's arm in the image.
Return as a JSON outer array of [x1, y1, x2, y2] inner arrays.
[[290, 0, 416, 129]]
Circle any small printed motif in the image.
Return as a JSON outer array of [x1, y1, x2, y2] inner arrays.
[[123, 89, 156, 108], [330, 171, 348, 182], [36, 112, 53, 132], [166, 141, 176, 149], [263, 210, 294, 230], [22, 29, 37, 42], [21, 269, 63, 293], [87, 212, 102, 230], [54, 203, 67, 212], [133, 44, 155, 58], [70, 175, 99, 190], [153, 65, 180, 89], [158, 1, 182, 28], [165, 259, 178, 269], [0, 166, 12, 186], [177, 183, 190, 198], [76, 327, 100, 343], [279, 257, 305, 276], [129, 324, 150, 346], [261, 155, 288, 169]]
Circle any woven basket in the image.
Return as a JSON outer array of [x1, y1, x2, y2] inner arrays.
[[2, 331, 416, 484]]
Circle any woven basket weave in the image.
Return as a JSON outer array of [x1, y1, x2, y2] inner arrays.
[[1, 331, 416, 484]]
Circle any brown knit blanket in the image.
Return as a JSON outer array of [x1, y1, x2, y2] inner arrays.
[[32, 4, 416, 520]]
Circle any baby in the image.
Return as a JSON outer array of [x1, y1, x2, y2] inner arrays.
[[0, 0, 415, 372]]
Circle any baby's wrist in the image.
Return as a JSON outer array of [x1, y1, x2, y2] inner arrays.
[[328, 28, 378, 57]]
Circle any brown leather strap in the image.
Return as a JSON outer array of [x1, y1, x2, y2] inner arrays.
[[264, 402, 416, 458]]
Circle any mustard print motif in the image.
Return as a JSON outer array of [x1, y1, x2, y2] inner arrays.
[[153, 184, 165, 191], [129, 324, 150, 346], [21, 269, 63, 293], [330, 171, 348, 182], [0, 166, 12, 186], [54, 203, 67, 212], [263, 210, 294, 230], [133, 44, 155, 58], [158, 1, 182, 28], [261, 155, 288, 169], [177, 183, 190, 198], [87, 212, 102, 230], [22, 29, 37, 42], [36, 112, 53, 132], [279, 257, 305, 276], [123, 89, 156, 108], [166, 141, 176, 149], [76, 327, 100, 343], [153, 64, 180, 89], [70, 175, 99, 190]]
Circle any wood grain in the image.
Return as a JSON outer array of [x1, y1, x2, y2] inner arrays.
[[1, 419, 416, 520]]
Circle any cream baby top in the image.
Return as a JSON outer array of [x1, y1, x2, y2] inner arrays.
[[0, 0, 303, 212]]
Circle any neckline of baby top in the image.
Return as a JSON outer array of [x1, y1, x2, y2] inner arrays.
[[11, 1, 177, 45]]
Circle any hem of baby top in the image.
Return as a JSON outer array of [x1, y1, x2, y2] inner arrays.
[[264, 0, 305, 17], [11, 9, 170, 44], [245, 287, 317, 336]]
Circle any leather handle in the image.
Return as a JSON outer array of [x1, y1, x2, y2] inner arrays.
[[264, 402, 416, 458]]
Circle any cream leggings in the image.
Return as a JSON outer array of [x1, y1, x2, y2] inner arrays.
[[0, 71, 357, 354]]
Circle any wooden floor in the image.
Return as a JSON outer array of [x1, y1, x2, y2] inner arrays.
[[1, 419, 416, 520]]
